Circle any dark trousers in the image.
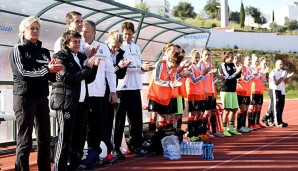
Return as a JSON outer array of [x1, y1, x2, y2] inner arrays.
[[267, 89, 285, 125], [104, 92, 116, 154], [113, 90, 143, 151], [87, 97, 106, 153], [53, 102, 88, 171], [13, 95, 51, 171]]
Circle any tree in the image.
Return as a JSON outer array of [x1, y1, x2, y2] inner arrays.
[[269, 22, 278, 32], [135, 2, 150, 12], [284, 17, 298, 33], [245, 6, 266, 27], [272, 10, 275, 22], [229, 11, 240, 23], [172, 2, 197, 22], [255, 15, 267, 27], [204, 0, 220, 20], [240, 2, 245, 29]]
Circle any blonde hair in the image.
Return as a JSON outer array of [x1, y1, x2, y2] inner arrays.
[[19, 16, 41, 39], [191, 49, 199, 56], [107, 29, 123, 44], [162, 43, 174, 53]]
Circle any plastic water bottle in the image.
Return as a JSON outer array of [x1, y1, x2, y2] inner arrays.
[[180, 142, 185, 155], [186, 142, 191, 155], [198, 142, 203, 155], [194, 142, 199, 155], [202, 143, 208, 159], [208, 143, 214, 160]]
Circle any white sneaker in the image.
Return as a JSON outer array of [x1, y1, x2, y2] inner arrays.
[[240, 126, 250, 133], [243, 126, 253, 132], [213, 132, 224, 138]]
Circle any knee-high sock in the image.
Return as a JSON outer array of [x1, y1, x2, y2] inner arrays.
[[201, 115, 208, 134], [247, 109, 254, 126], [230, 121, 235, 130], [187, 117, 194, 137], [242, 110, 247, 127], [236, 111, 243, 130], [210, 114, 217, 134], [176, 117, 182, 129]]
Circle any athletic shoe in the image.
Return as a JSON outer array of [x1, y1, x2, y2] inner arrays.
[[134, 148, 156, 157], [97, 154, 117, 167], [228, 129, 242, 135], [244, 126, 253, 132], [257, 123, 267, 128], [248, 125, 258, 130], [223, 130, 232, 137], [277, 122, 288, 128], [238, 127, 249, 133], [242, 126, 253, 132], [282, 122, 288, 127], [112, 150, 126, 160], [203, 133, 215, 140], [213, 132, 224, 138]]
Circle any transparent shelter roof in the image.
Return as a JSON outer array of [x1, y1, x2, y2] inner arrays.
[[0, 0, 210, 81]]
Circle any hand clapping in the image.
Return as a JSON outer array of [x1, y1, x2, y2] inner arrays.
[[141, 62, 155, 72], [85, 44, 100, 58], [48, 59, 64, 73]]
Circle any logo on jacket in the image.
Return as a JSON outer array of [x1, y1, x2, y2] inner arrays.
[[227, 66, 230, 71], [64, 112, 70, 119], [42, 54, 48, 60], [25, 52, 31, 59]]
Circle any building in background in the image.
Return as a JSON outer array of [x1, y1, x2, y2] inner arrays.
[[275, 1, 298, 25], [132, 0, 170, 17]]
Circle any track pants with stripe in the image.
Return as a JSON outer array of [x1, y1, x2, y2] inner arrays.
[[267, 89, 285, 125], [53, 102, 88, 171], [13, 95, 51, 171]]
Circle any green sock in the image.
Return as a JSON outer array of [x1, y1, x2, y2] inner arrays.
[[230, 121, 235, 130], [223, 123, 227, 131]]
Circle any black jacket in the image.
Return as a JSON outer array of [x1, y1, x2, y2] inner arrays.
[[9, 39, 56, 97], [218, 62, 241, 92], [105, 48, 127, 94], [50, 48, 97, 112]]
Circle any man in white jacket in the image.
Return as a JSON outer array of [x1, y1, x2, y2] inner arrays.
[[113, 21, 155, 158], [79, 20, 117, 169]]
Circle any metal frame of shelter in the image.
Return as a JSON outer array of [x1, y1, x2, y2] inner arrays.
[[0, 0, 210, 147], [0, 0, 210, 61]]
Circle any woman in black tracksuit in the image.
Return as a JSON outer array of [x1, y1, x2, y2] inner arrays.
[[10, 16, 63, 171], [50, 30, 98, 171]]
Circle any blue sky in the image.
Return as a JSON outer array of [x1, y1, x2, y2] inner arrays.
[[116, 0, 290, 15]]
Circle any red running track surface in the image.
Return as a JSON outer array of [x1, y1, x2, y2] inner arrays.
[[1, 100, 298, 171]]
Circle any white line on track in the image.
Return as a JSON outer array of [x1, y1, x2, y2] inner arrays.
[[202, 132, 298, 171]]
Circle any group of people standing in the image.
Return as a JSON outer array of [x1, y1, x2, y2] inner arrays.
[[146, 47, 294, 141], [11, 11, 155, 171], [10, 10, 294, 171]]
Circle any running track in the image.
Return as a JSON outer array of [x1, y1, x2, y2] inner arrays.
[[1, 100, 298, 171]]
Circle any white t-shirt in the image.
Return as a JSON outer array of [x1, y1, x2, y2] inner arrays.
[[71, 52, 86, 102], [269, 68, 286, 94], [117, 42, 143, 90], [87, 40, 116, 97]]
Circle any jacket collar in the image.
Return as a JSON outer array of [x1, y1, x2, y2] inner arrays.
[[22, 38, 42, 50]]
